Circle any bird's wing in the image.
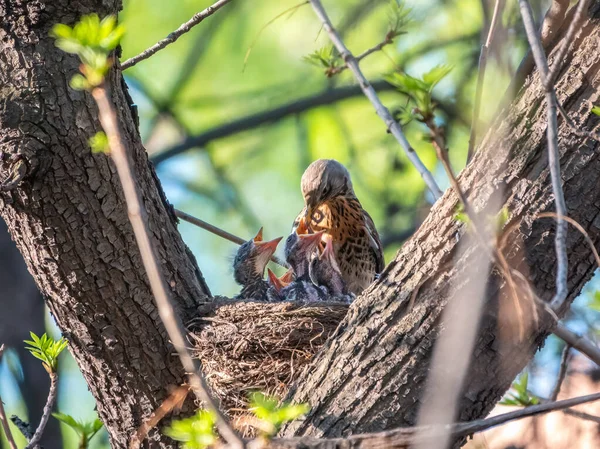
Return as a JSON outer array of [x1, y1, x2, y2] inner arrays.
[[362, 209, 385, 273]]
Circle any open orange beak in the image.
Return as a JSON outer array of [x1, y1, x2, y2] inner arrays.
[[253, 227, 264, 242], [298, 230, 325, 248], [255, 236, 283, 255], [296, 219, 309, 235], [280, 269, 294, 284], [267, 268, 292, 293]]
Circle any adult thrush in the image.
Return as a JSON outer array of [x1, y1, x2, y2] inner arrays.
[[295, 159, 384, 295], [233, 228, 282, 300]]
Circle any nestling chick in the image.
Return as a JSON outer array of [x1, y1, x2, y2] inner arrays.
[[309, 236, 354, 303], [233, 228, 282, 301], [284, 219, 324, 281], [267, 268, 328, 302], [295, 159, 384, 295]]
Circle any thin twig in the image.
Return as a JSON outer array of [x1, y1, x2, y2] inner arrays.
[[91, 86, 244, 449], [174, 209, 288, 268], [557, 102, 600, 142], [327, 31, 396, 76], [554, 324, 600, 366], [550, 344, 571, 401], [120, 0, 233, 70], [306, 0, 443, 200], [467, 0, 505, 163], [0, 345, 18, 449], [519, 0, 568, 311], [546, 0, 589, 87], [25, 372, 58, 449]]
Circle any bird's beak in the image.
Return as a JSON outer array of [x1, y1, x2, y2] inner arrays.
[[298, 230, 325, 248], [267, 268, 291, 293], [280, 269, 295, 284], [255, 236, 283, 255], [253, 227, 264, 242]]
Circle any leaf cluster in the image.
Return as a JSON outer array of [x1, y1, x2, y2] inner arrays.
[[499, 372, 540, 406], [386, 64, 452, 123], [52, 412, 104, 449], [163, 410, 216, 449], [24, 332, 68, 373], [50, 14, 125, 90], [249, 392, 310, 437]]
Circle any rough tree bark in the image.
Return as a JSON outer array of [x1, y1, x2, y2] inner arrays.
[[1, 1, 600, 449], [0, 0, 210, 447]]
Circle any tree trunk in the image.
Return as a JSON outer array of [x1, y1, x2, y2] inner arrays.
[[282, 2, 600, 444], [0, 1, 210, 447], [0, 219, 62, 448], [1, 0, 600, 448]]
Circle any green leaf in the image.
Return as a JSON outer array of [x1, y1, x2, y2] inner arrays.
[[164, 410, 216, 449], [249, 392, 309, 437], [591, 105, 600, 117], [303, 46, 338, 71], [70, 74, 90, 91], [494, 206, 510, 233], [24, 332, 68, 372], [53, 412, 84, 434], [50, 23, 73, 39], [53, 412, 104, 448], [422, 64, 453, 90], [99, 15, 117, 40], [100, 24, 125, 51], [89, 132, 109, 154], [589, 290, 600, 311]]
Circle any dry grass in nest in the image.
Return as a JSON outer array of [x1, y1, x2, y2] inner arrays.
[[188, 298, 348, 432]]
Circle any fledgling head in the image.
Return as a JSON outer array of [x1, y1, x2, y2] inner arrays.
[[301, 159, 355, 216], [309, 236, 348, 297], [233, 228, 282, 286], [284, 220, 325, 279]]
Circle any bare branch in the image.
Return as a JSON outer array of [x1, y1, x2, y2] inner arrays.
[[557, 101, 600, 142], [120, 0, 234, 70], [554, 324, 600, 366], [306, 0, 443, 200], [327, 32, 396, 77], [550, 344, 571, 401], [0, 345, 18, 449], [546, 0, 590, 87], [174, 208, 288, 268], [91, 87, 244, 449], [467, 0, 505, 163], [518, 0, 568, 311], [263, 392, 600, 448], [25, 372, 58, 449]]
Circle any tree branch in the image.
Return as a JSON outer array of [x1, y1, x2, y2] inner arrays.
[[305, 0, 443, 199], [120, 0, 234, 70], [0, 345, 18, 449], [25, 372, 57, 449], [519, 0, 568, 311], [263, 392, 600, 448], [467, 0, 505, 163], [554, 324, 600, 366], [91, 86, 243, 449]]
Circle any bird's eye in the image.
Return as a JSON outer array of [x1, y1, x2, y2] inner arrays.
[[322, 185, 331, 197]]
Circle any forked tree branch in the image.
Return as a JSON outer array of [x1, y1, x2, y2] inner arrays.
[[91, 86, 243, 449], [306, 0, 443, 200], [120, 0, 234, 70]]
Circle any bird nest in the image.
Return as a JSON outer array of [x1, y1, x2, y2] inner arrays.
[[188, 298, 348, 430]]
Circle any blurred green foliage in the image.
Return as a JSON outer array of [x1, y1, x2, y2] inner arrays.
[[248, 392, 310, 437], [52, 413, 104, 449], [163, 410, 216, 449], [500, 372, 540, 407]]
